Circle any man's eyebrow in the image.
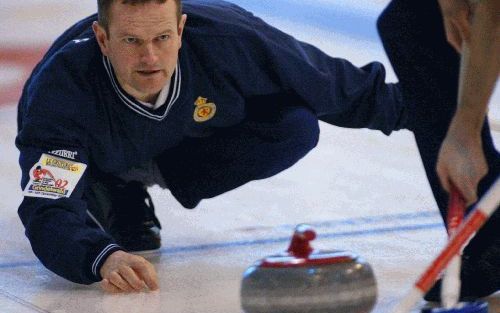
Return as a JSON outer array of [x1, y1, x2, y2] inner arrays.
[[116, 29, 174, 37], [156, 29, 174, 36], [116, 31, 139, 37]]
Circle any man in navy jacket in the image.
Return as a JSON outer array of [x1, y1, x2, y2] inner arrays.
[[17, 0, 410, 292]]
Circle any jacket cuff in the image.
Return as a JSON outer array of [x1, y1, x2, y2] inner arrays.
[[91, 243, 123, 281]]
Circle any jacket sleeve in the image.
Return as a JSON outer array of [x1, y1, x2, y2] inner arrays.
[[16, 57, 122, 284], [222, 8, 408, 135]]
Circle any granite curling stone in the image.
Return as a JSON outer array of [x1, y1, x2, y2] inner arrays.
[[240, 224, 377, 313]]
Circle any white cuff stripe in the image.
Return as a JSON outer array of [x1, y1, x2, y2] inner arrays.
[[92, 244, 120, 276]]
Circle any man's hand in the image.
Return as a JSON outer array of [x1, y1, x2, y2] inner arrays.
[[437, 0, 475, 53], [437, 120, 488, 206], [100, 250, 159, 293]]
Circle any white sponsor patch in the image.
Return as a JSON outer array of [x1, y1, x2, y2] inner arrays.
[[23, 153, 87, 200]]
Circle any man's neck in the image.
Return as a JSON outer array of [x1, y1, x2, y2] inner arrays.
[[136, 80, 171, 110], [141, 93, 160, 104]]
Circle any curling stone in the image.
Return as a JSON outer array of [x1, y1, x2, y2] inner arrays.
[[240, 224, 377, 313], [421, 302, 489, 313]]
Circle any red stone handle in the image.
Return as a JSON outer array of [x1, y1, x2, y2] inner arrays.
[[287, 224, 316, 258]]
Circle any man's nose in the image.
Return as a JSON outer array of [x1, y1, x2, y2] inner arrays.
[[140, 42, 159, 65]]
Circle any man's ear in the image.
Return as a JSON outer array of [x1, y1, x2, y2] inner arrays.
[[177, 14, 187, 48], [92, 21, 109, 56]]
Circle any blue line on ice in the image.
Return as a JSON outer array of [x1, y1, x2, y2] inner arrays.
[[161, 222, 442, 255], [0, 211, 441, 269]]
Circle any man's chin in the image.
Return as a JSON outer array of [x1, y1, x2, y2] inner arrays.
[[135, 82, 166, 94]]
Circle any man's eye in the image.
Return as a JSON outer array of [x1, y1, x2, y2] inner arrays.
[[124, 37, 137, 44], [158, 34, 170, 41]]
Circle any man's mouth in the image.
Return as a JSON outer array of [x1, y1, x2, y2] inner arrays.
[[137, 70, 161, 76]]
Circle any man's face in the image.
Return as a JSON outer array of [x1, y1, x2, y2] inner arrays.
[[93, 0, 187, 103]]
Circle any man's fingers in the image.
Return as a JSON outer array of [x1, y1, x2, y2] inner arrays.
[[438, 164, 483, 206], [101, 278, 122, 293], [132, 261, 159, 291], [120, 266, 148, 291], [436, 162, 451, 193], [100, 251, 159, 293], [437, 167, 477, 207], [455, 179, 477, 206], [457, 160, 486, 206], [447, 165, 478, 206], [109, 271, 134, 292]]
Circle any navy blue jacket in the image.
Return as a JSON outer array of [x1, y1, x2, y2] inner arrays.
[[16, 0, 405, 284]]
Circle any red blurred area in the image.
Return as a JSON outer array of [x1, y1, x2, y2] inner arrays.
[[0, 47, 47, 107]]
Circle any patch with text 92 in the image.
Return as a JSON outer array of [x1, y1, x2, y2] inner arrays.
[[23, 153, 87, 200]]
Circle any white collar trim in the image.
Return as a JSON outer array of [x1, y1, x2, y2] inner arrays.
[[103, 56, 181, 121]]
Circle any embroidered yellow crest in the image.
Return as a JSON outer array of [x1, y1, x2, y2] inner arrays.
[[193, 96, 216, 122]]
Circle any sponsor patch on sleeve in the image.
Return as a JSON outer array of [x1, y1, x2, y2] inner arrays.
[[23, 153, 87, 200]]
